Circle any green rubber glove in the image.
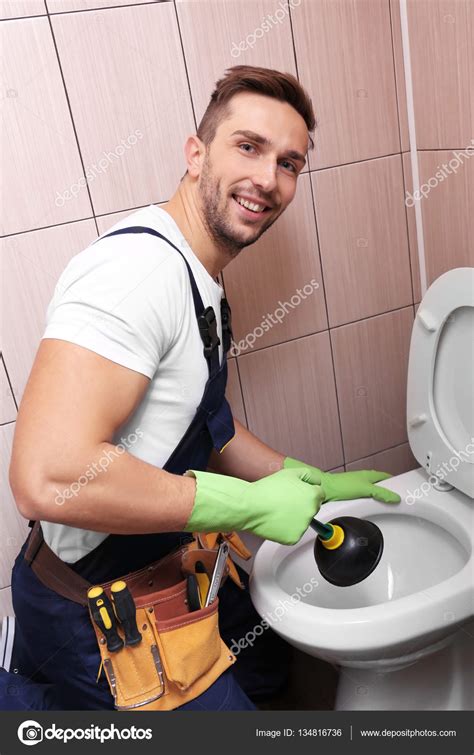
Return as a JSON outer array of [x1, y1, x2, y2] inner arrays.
[[183, 468, 326, 545], [283, 456, 401, 504]]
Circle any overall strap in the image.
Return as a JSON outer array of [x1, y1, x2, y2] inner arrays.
[[93, 226, 225, 371], [93, 226, 204, 322]]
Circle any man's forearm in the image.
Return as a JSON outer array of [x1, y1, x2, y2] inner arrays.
[[208, 418, 285, 481], [15, 420, 284, 532], [14, 442, 196, 534]]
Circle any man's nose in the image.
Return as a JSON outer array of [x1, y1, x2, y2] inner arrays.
[[251, 158, 278, 194]]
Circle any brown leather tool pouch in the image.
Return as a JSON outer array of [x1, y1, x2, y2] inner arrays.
[[88, 544, 236, 711]]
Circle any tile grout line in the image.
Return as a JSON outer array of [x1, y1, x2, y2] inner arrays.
[[388, 0, 417, 305], [399, 0, 427, 297]]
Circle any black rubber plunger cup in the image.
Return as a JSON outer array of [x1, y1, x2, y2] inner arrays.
[[310, 516, 384, 587]]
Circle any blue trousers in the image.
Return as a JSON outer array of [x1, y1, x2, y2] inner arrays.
[[0, 537, 288, 711]]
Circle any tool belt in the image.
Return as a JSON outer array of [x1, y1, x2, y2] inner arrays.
[[24, 523, 252, 711]]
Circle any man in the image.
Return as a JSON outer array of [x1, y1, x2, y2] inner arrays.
[[4, 65, 399, 711]]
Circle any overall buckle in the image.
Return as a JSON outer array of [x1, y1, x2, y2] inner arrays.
[[220, 297, 233, 354], [198, 306, 220, 358]]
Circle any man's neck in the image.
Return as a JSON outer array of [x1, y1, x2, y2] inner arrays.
[[160, 183, 230, 279]]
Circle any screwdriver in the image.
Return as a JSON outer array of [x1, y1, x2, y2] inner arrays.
[[87, 586, 124, 653], [110, 580, 142, 646]]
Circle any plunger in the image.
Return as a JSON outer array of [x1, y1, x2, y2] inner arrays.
[[310, 516, 384, 587]]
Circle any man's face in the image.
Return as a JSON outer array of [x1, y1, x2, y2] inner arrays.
[[196, 92, 309, 254]]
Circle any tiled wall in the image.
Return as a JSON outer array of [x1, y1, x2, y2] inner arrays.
[[1, 0, 473, 618]]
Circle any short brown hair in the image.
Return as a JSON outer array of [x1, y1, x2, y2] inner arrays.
[[198, 65, 316, 151], [181, 65, 316, 179]]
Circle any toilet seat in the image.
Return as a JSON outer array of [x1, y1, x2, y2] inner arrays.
[[407, 267, 474, 498]]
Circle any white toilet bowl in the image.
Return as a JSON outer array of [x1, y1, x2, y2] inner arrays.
[[250, 268, 474, 709]]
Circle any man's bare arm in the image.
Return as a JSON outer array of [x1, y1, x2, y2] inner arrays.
[[9, 339, 196, 532], [208, 418, 285, 481]]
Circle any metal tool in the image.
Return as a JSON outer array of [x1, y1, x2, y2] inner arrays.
[[204, 542, 229, 607], [110, 580, 142, 646], [104, 649, 166, 710], [87, 586, 124, 653]]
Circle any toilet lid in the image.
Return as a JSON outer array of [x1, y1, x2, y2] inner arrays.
[[407, 267, 474, 498]]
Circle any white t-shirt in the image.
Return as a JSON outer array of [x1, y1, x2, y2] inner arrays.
[[40, 204, 225, 563]]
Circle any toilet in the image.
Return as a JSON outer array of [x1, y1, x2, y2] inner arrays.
[[250, 267, 474, 710]]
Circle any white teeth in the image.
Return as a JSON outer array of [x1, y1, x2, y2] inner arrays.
[[235, 195, 266, 213]]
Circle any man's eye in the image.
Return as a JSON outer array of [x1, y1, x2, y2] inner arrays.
[[239, 143, 256, 153], [238, 144, 296, 173]]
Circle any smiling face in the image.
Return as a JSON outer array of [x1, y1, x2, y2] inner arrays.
[[195, 92, 310, 254]]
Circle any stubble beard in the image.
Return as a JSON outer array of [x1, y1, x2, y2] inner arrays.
[[198, 151, 277, 260]]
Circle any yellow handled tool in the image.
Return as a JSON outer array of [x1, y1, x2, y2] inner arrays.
[[87, 586, 124, 653], [110, 581, 142, 646]]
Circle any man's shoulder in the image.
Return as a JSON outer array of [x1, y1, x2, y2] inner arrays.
[[51, 221, 190, 317], [76, 210, 188, 279], [96, 205, 181, 250], [96, 210, 180, 259]]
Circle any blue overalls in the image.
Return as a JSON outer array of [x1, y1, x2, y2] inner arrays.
[[0, 227, 290, 711]]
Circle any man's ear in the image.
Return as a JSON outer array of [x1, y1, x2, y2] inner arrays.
[[184, 134, 205, 178]]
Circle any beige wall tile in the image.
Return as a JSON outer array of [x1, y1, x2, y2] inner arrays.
[[0, 0, 45, 20], [238, 331, 344, 471], [1, 220, 97, 403], [405, 148, 474, 300], [0, 361, 16, 424], [346, 442, 419, 476], [223, 173, 327, 353], [408, 0, 473, 149], [389, 0, 409, 151], [401, 152, 422, 304], [51, 3, 195, 215], [48, 0, 151, 11], [331, 307, 414, 462], [1, 18, 92, 235], [417, 150, 474, 284], [292, 0, 399, 170], [176, 0, 298, 127], [312, 155, 413, 327], [226, 358, 247, 428]]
